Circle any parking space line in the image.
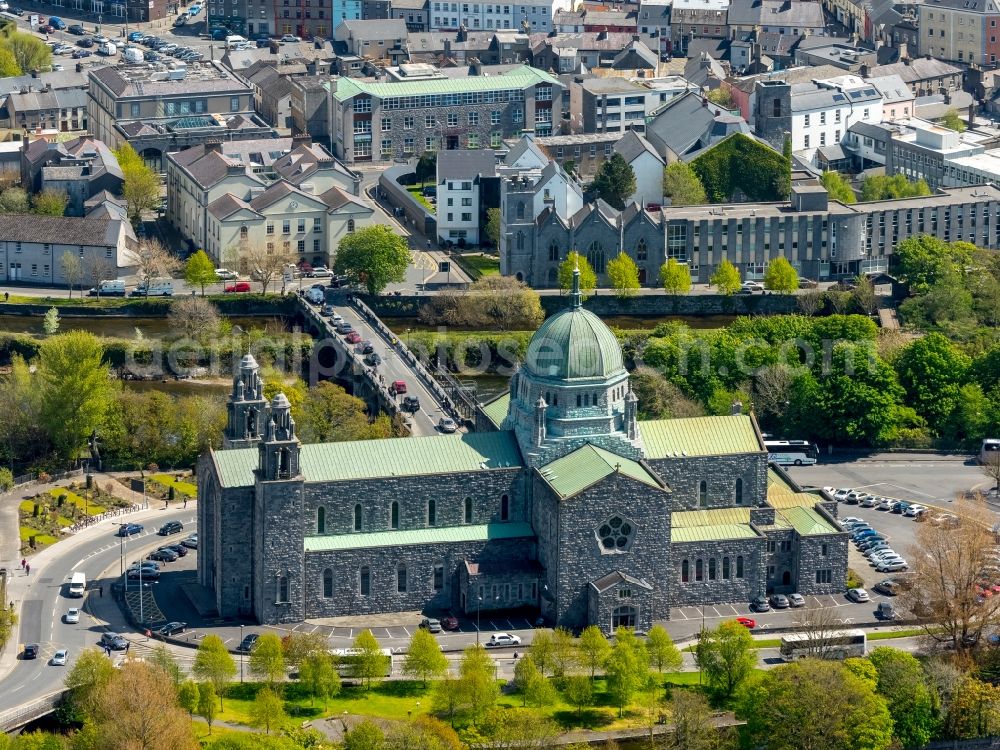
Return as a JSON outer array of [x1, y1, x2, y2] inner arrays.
[[488, 620, 498, 630], [402, 626, 410, 637], [521, 618, 534, 629], [505, 619, 515, 630]]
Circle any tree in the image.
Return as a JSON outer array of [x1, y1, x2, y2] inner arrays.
[[660, 258, 692, 294], [941, 109, 967, 132], [867, 647, 937, 748], [645, 625, 682, 678], [797, 289, 825, 317], [63, 647, 116, 721], [607, 251, 641, 298], [36, 332, 112, 463], [474, 708, 559, 750], [249, 686, 286, 735], [334, 225, 412, 295], [629, 366, 704, 419], [457, 644, 499, 722], [694, 621, 756, 698], [664, 690, 730, 750], [592, 153, 636, 210], [353, 629, 387, 691], [861, 174, 931, 202], [895, 333, 971, 435], [184, 250, 218, 295], [177, 681, 199, 718], [149, 644, 182, 687], [983, 453, 1000, 495], [298, 651, 340, 707], [484, 207, 501, 248], [249, 633, 287, 688], [563, 674, 594, 716], [450, 275, 544, 330], [86, 661, 198, 750], [791, 607, 851, 660], [167, 296, 222, 342], [662, 162, 708, 206], [852, 274, 877, 315], [738, 660, 893, 750], [345, 721, 384, 750], [114, 143, 160, 227], [404, 628, 449, 686], [32, 189, 68, 217], [706, 87, 734, 108], [192, 635, 237, 707], [196, 682, 218, 734], [432, 672, 464, 726], [577, 626, 611, 679], [0, 605, 17, 655], [605, 629, 650, 716], [710, 259, 741, 295], [415, 151, 437, 186], [282, 632, 330, 670], [820, 171, 856, 204], [0, 47, 20, 77], [528, 630, 556, 676], [81, 254, 116, 298], [42, 307, 60, 336], [512, 655, 557, 708], [557, 251, 597, 298], [763, 257, 798, 293], [2, 32, 50, 75], [0, 187, 29, 213], [131, 239, 180, 292], [59, 251, 83, 298], [297, 381, 390, 443], [239, 242, 294, 294], [944, 677, 1000, 739], [894, 235, 973, 294]]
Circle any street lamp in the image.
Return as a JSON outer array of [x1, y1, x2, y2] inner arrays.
[[240, 624, 245, 683], [476, 595, 482, 645]]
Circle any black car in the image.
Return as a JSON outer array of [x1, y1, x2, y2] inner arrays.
[[359, 342, 375, 355], [100, 632, 128, 650], [68, 24, 86, 34], [148, 548, 178, 562], [71, 49, 91, 59], [364, 352, 382, 367], [117, 523, 143, 537], [158, 521, 184, 536], [238, 633, 260, 653], [164, 544, 188, 557], [76, 37, 94, 47], [9, 7, 25, 14], [23, 643, 39, 659], [402, 395, 421, 412], [156, 621, 187, 637]]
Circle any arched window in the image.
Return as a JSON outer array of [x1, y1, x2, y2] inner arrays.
[[708, 558, 717, 580], [278, 575, 289, 602], [736, 555, 744, 578], [552, 393, 558, 407], [397, 564, 407, 593], [722, 556, 731, 579], [427, 499, 436, 526], [516, 201, 525, 219], [576, 394, 582, 407], [323, 568, 333, 597], [695, 558, 703, 581], [681, 559, 689, 582], [347, 218, 355, 233], [549, 241, 560, 262], [636, 238, 647, 261], [501, 495, 509, 521], [735, 478, 744, 505], [354, 504, 362, 531], [464, 497, 473, 524], [516, 231, 525, 250], [359, 566, 370, 596], [240, 225, 249, 240], [699, 480, 708, 507], [390, 501, 399, 529], [586, 240, 606, 274], [317, 506, 325, 534]]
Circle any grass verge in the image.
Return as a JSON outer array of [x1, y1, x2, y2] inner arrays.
[[405, 185, 435, 212], [454, 253, 500, 281], [150, 473, 197, 498]]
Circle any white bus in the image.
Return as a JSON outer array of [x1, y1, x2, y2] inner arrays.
[[765, 440, 819, 466], [981, 438, 1000, 465], [779, 628, 867, 662], [331, 647, 394, 678]]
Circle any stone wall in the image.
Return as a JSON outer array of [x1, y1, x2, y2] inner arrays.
[[589, 580, 655, 633], [255, 477, 307, 624], [645, 453, 768, 510], [671, 538, 767, 606], [796, 532, 849, 595]]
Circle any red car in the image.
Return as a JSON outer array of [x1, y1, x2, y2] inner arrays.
[[225, 281, 251, 293], [735, 616, 756, 629], [391, 380, 407, 394], [441, 615, 459, 631], [344, 331, 362, 344]]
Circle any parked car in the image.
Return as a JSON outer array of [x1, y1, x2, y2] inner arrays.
[[419, 618, 442, 633], [486, 633, 521, 647], [364, 353, 382, 366], [100, 632, 128, 650], [335, 322, 354, 335], [877, 559, 909, 573], [68, 23, 86, 34], [116, 523, 143, 537], [225, 282, 252, 293], [238, 633, 260, 653], [402, 395, 421, 412], [860, 495, 877, 508], [876, 602, 898, 620], [126, 568, 160, 580], [164, 544, 188, 557], [390, 380, 407, 395], [215, 268, 238, 280], [127, 30, 145, 41], [321, 303, 336, 317], [158, 521, 184, 536], [148, 548, 179, 562], [735, 616, 756, 628], [181, 534, 198, 549], [741, 281, 764, 293], [750, 595, 771, 612], [308, 266, 334, 278], [904, 504, 927, 517], [358, 341, 375, 355], [345, 331, 362, 344], [441, 615, 459, 631], [71, 49, 92, 59], [156, 622, 187, 637], [876, 498, 894, 511], [787, 593, 805, 607], [846, 588, 870, 603], [769, 594, 790, 609], [64, 608, 80, 624], [874, 579, 902, 596], [50, 649, 68, 666], [438, 417, 458, 433], [280, 34, 301, 42], [798, 278, 819, 289]]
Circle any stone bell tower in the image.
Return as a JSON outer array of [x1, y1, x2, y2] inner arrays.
[[224, 354, 267, 449]]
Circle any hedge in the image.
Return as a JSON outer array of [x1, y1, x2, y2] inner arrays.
[[691, 133, 791, 203]]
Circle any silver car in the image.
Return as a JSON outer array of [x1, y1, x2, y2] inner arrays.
[[51, 649, 68, 666], [787, 593, 805, 607]]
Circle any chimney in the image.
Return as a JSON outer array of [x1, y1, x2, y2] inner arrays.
[[206, 140, 224, 154], [469, 58, 482, 75], [903, 57, 911, 65], [292, 134, 312, 148], [598, 30, 608, 40], [731, 400, 743, 415], [897, 41, 907, 60], [859, 63, 870, 77], [31, 69, 39, 78]]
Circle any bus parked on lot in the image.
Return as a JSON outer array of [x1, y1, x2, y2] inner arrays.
[[331, 647, 394, 678], [779, 629, 867, 661], [981, 438, 1000, 465], [765, 440, 819, 466]]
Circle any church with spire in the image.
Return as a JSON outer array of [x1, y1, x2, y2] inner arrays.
[[197, 273, 848, 628]]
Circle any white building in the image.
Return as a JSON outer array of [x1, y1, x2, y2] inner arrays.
[[429, 0, 569, 32], [792, 75, 884, 154], [436, 149, 498, 245], [613, 130, 665, 209]]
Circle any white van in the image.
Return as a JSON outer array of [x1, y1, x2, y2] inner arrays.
[[98, 41, 117, 56], [133, 280, 174, 297], [306, 286, 325, 304], [68, 572, 86, 597], [225, 35, 247, 49], [122, 47, 144, 64], [88, 280, 126, 297]]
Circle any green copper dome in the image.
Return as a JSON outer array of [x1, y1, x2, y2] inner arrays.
[[524, 268, 625, 380]]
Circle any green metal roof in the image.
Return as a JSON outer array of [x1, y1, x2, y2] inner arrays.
[[329, 65, 559, 101], [481, 392, 511, 429], [766, 468, 825, 509], [304, 521, 534, 552], [639, 416, 763, 458], [672, 507, 752, 527], [778, 506, 841, 536], [525, 305, 625, 380], [671, 524, 760, 543], [538, 444, 662, 499], [213, 432, 522, 488]]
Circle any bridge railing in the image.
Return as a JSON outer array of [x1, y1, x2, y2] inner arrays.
[[0, 690, 64, 732]]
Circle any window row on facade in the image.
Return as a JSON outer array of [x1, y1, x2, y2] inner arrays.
[[315, 495, 511, 534], [318, 562, 445, 597], [679, 555, 745, 582]]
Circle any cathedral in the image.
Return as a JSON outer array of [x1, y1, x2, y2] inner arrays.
[[197, 271, 848, 628]]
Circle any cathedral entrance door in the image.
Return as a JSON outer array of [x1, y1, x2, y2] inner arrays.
[[611, 605, 636, 630]]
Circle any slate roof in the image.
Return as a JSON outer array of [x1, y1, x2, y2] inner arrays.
[[169, 138, 295, 189], [613, 130, 662, 164], [640, 415, 763, 458], [868, 74, 913, 104], [503, 135, 549, 167], [304, 521, 534, 552], [0, 213, 119, 246], [337, 19, 408, 40], [207, 192, 257, 220], [590, 570, 654, 593], [213, 431, 523, 488], [611, 40, 658, 69], [318, 186, 371, 211], [646, 91, 727, 157], [437, 149, 496, 181], [537, 444, 664, 500], [870, 57, 962, 84]]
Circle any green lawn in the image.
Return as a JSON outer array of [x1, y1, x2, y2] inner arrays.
[[150, 473, 197, 498], [456, 253, 500, 280], [406, 185, 435, 212], [19, 527, 57, 546], [869, 627, 928, 641], [49, 487, 105, 515]]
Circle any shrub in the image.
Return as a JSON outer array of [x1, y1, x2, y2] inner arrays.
[[691, 133, 791, 203], [0, 467, 13, 491]]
